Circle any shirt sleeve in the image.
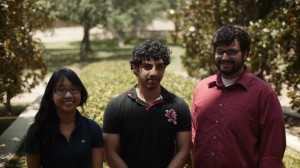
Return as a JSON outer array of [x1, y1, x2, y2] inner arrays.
[[103, 98, 122, 133], [258, 92, 286, 168], [89, 119, 104, 148], [176, 98, 191, 132]]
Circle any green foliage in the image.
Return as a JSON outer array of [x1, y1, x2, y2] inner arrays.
[[55, 0, 107, 26], [79, 60, 197, 126], [79, 61, 135, 125], [105, 0, 175, 46], [171, 0, 300, 112], [0, 0, 54, 113], [248, 0, 300, 112]]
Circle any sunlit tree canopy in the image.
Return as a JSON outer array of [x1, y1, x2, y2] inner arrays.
[[171, 0, 300, 112]]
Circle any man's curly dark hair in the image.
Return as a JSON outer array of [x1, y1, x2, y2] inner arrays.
[[130, 39, 171, 68]]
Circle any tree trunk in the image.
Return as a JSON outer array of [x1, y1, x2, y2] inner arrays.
[[4, 91, 12, 114], [116, 30, 125, 48], [80, 23, 91, 61]]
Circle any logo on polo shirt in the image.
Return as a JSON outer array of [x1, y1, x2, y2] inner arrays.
[[165, 109, 177, 125]]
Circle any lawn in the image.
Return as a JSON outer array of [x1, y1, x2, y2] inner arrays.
[[1, 38, 300, 168]]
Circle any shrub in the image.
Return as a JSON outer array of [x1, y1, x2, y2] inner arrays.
[[79, 60, 197, 126]]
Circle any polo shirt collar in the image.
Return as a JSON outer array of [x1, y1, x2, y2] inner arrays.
[[57, 112, 85, 140], [208, 70, 251, 91], [127, 85, 175, 101]]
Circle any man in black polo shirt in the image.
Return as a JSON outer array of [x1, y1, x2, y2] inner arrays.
[[103, 39, 191, 168]]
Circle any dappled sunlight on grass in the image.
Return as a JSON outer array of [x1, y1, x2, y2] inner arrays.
[[42, 39, 133, 73]]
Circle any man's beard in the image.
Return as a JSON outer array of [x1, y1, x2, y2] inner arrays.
[[216, 59, 245, 75]]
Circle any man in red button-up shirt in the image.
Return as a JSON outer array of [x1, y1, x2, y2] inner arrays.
[[191, 25, 286, 168]]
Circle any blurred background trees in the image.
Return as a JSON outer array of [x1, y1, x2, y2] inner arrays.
[[53, 0, 108, 61], [0, 0, 54, 113], [104, 0, 175, 47], [0, 0, 299, 113], [170, 0, 300, 112]]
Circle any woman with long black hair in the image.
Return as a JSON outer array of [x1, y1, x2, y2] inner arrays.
[[25, 67, 104, 168]]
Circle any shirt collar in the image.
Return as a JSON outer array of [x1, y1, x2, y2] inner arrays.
[[127, 85, 175, 101], [208, 70, 251, 91]]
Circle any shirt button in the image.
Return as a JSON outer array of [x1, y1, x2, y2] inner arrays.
[[212, 152, 215, 156], [213, 136, 216, 139], [216, 120, 219, 123], [219, 104, 223, 106]]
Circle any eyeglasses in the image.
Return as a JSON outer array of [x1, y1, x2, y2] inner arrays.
[[216, 49, 240, 57], [53, 88, 81, 95]]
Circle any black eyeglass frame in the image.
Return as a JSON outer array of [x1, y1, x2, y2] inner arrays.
[[215, 49, 241, 57], [53, 88, 81, 95]]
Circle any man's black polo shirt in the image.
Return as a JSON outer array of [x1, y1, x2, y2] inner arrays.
[[103, 86, 191, 168]]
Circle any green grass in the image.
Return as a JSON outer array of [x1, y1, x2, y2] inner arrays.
[[43, 38, 185, 74], [3, 38, 300, 168], [0, 103, 30, 116]]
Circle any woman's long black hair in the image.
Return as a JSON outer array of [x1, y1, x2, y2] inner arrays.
[[28, 67, 88, 149]]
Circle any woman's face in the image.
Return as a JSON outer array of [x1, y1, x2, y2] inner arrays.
[[52, 77, 81, 115]]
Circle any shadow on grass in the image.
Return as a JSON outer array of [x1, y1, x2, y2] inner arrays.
[[0, 104, 29, 116], [42, 38, 179, 73], [43, 48, 131, 72]]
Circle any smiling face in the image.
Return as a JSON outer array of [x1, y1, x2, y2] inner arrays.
[[132, 58, 166, 90], [52, 77, 81, 115], [215, 39, 247, 79]]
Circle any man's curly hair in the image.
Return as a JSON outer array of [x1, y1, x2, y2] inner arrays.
[[130, 39, 171, 67]]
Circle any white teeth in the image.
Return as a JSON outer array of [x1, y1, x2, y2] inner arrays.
[[64, 101, 73, 104]]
